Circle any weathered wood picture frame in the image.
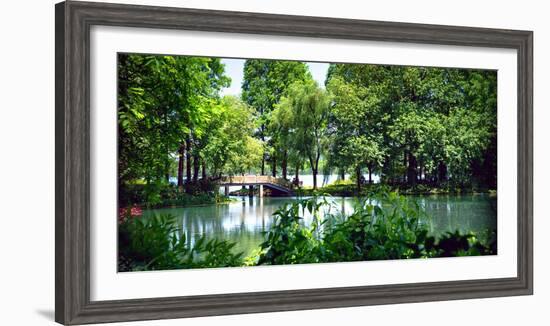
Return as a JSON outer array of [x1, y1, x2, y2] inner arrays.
[[55, 1, 533, 324]]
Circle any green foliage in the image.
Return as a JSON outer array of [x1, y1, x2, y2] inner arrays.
[[257, 197, 329, 265], [434, 230, 496, 257], [119, 193, 495, 271], [270, 79, 332, 188], [118, 54, 496, 200], [297, 180, 492, 197], [118, 54, 262, 201], [257, 193, 496, 265], [118, 214, 243, 271], [118, 54, 229, 184], [242, 60, 310, 117], [202, 96, 262, 176], [445, 108, 492, 187], [116, 55, 498, 272], [325, 65, 497, 190], [117, 58, 497, 271], [242, 59, 310, 176], [326, 75, 385, 187], [119, 183, 232, 208]]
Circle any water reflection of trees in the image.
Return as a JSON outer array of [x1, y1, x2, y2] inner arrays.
[[143, 195, 496, 257], [414, 195, 497, 238]]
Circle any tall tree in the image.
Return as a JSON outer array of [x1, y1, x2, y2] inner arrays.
[[241, 60, 309, 176], [275, 79, 331, 189], [202, 96, 262, 177], [326, 69, 386, 190]]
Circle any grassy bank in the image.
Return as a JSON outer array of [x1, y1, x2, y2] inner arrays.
[[144, 192, 235, 209], [295, 180, 497, 197], [119, 183, 234, 209]]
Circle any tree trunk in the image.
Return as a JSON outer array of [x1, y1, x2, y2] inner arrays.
[[407, 152, 418, 186], [437, 161, 447, 185], [281, 150, 288, 180], [185, 137, 192, 183], [260, 131, 266, 175], [163, 110, 170, 183], [418, 160, 425, 182], [356, 166, 362, 192], [403, 151, 408, 184], [368, 165, 373, 184], [295, 164, 300, 185], [310, 152, 321, 190], [201, 161, 206, 180], [185, 137, 192, 193], [271, 154, 277, 177], [177, 143, 185, 189], [261, 156, 265, 175], [312, 168, 318, 190], [340, 169, 345, 181], [193, 152, 200, 182]]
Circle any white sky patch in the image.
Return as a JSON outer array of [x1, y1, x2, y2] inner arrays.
[[220, 58, 245, 97], [219, 58, 330, 96], [307, 62, 330, 87]]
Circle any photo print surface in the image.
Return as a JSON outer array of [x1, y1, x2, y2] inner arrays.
[[117, 53, 497, 272]]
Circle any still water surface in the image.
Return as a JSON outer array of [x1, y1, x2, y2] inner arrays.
[[142, 194, 497, 257]]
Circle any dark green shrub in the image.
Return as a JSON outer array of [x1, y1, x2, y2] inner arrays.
[[431, 230, 496, 257]]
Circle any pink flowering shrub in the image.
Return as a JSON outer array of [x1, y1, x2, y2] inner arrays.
[[118, 205, 143, 223]]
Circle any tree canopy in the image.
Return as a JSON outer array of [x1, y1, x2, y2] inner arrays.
[[118, 54, 497, 200], [118, 54, 260, 200], [324, 64, 497, 190], [241, 59, 310, 177], [271, 79, 332, 189]]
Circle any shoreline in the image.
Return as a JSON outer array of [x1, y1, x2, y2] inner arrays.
[[137, 190, 496, 211], [229, 186, 497, 198]]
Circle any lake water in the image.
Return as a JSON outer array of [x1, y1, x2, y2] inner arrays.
[[142, 194, 497, 258]]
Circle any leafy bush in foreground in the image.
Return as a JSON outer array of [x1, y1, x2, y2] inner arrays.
[[257, 192, 496, 265], [118, 214, 243, 272]]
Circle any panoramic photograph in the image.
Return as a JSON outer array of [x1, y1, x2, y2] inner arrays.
[[117, 53, 497, 272]]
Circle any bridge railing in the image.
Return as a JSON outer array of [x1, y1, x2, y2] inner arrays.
[[268, 176, 294, 189], [220, 175, 294, 189]]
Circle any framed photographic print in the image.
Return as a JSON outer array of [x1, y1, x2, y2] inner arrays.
[[55, 1, 533, 324]]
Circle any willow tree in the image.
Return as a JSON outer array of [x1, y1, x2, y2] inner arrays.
[[241, 59, 309, 176], [274, 79, 331, 189]]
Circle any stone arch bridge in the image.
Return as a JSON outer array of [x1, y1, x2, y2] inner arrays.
[[219, 175, 294, 196]]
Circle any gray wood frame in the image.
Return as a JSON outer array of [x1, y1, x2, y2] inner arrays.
[[55, 1, 533, 324]]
